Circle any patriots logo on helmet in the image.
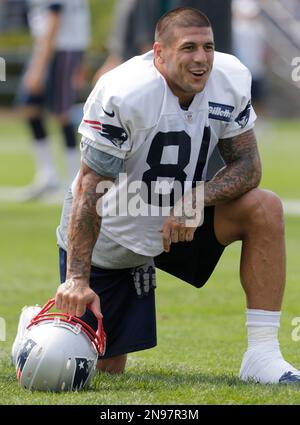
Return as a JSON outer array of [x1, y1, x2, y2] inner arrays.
[[14, 299, 105, 392], [84, 119, 128, 148], [72, 357, 95, 391], [235, 100, 251, 128], [16, 338, 37, 382]]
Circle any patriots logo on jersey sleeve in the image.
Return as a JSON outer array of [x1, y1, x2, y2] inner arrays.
[[235, 100, 251, 128], [72, 357, 94, 391], [84, 119, 128, 148]]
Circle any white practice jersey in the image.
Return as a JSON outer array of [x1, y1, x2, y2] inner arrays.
[[27, 0, 90, 50], [77, 51, 256, 257]]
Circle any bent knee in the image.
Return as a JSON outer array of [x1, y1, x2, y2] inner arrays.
[[215, 189, 284, 245], [97, 354, 127, 374], [54, 112, 71, 125], [20, 105, 43, 120], [240, 189, 284, 223]]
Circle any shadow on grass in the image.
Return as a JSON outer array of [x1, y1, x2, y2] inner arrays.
[[91, 369, 253, 392]]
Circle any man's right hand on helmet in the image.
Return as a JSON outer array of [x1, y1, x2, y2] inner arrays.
[[55, 279, 102, 320]]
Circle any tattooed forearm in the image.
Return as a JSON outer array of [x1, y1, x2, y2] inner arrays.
[[66, 163, 114, 284], [204, 129, 262, 206]]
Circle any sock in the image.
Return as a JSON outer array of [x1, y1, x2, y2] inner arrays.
[[246, 309, 280, 348], [62, 123, 77, 149], [65, 147, 80, 184], [33, 139, 59, 184], [239, 309, 299, 383], [28, 117, 47, 140]]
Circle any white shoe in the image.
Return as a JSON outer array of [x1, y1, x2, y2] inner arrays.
[[40, 186, 67, 205], [18, 175, 61, 202], [239, 346, 300, 384], [11, 305, 41, 366]]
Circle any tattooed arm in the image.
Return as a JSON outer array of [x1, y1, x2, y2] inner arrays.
[[204, 129, 262, 206], [55, 162, 114, 318], [161, 129, 261, 252]]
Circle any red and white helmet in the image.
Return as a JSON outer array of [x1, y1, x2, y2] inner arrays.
[[16, 299, 106, 392]]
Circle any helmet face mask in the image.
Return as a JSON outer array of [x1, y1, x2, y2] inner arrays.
[[16, 299, 106, 392]]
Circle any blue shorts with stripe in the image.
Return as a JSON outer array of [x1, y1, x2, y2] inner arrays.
[[16, 50, 83, 114]]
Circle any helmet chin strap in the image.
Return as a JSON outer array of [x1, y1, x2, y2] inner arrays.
[[27, 298, 106, 356]]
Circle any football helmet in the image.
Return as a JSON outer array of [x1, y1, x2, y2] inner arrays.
[[16, 299, 106, 392]]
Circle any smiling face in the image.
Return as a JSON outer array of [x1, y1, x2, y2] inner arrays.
[[154, 26, 215, 106]]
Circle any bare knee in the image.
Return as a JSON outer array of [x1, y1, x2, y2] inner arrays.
[[54, 112, 71, 126], [215, 189, 284, 245], [238, 189, 284, 230], [97, 354, 127, 375], [18, 105, 42, 120]]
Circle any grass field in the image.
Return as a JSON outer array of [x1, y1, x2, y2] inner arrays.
[[0, 115, 300, 405]]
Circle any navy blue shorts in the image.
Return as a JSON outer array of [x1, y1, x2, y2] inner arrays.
[[59, 249, 157, 359], [17, 50, 83, 114], [155, 206, 225, 288]]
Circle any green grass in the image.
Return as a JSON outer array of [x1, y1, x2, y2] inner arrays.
[[258, 120, 300, 199], [0, 117, 300, 404]]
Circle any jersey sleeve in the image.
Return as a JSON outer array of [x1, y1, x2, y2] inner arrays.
[[78, 94, 132, 160], [80, 137, 124, 178], [219, 68, 257, 139]]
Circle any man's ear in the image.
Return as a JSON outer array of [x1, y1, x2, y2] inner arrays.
[[153, 41, 165, 64]]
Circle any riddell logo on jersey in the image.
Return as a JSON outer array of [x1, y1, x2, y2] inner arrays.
[[0, 57, 6, 82], [95, 174, 204, 228], [208, 102, 234, 122]]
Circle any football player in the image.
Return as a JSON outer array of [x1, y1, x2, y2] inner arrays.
[[16, 0, 90, 199], [14, 7, 300, 384]]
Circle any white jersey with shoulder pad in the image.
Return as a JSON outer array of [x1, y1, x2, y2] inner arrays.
[[27, 0, 90, 50], [77, 51, 256, 257]]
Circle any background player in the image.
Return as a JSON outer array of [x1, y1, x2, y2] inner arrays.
[[16, 0, 90, 200]]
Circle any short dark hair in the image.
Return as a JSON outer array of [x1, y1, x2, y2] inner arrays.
[[155, 7, 212, 44]]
